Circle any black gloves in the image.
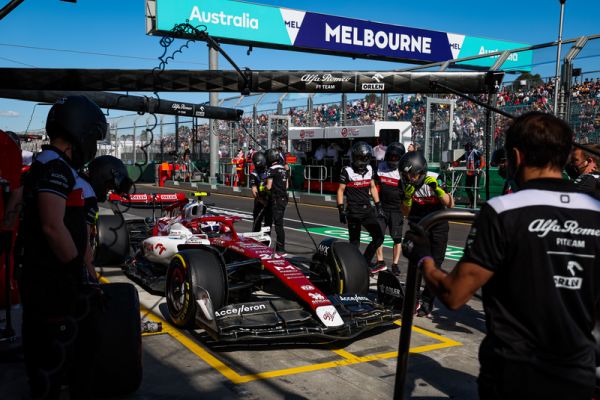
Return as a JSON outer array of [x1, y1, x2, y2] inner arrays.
[[402, 223, 432, 266], [337, 204, 347, 224], [375, 202, 385, 218]]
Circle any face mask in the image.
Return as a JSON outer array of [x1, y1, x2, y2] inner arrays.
[[565, 163, 581, 180]]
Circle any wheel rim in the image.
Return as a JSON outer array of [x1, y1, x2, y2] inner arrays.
[[168, 265, 186, 315]]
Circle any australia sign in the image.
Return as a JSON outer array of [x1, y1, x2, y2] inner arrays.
[[147, 0, 532, 71]]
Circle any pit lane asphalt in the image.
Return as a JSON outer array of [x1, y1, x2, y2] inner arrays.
[[1, 185, 486, 400]]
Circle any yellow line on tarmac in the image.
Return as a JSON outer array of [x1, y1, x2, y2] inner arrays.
[[100, 270, 461, 384], [140, 305, 246, 384]]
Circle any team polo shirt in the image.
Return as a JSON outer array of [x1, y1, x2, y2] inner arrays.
[[266, 164, 288, 200], [461, 178, 600, 386], [21, 145, 88, 268], [375, 161, 403, 211], [339, 165, 373, 208], [80, 176, 98, 225]]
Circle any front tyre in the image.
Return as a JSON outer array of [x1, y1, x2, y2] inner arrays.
[[165, 249, 227, 328]]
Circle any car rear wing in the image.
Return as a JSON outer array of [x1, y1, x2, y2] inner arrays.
[[108, 192, 188, 208]]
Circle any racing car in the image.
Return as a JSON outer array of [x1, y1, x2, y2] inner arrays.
[[95, 192, 403, 342]]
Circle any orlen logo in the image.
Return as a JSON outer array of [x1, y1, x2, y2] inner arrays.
[[341, 128, 348, 138], [300, 130, 305, 139]]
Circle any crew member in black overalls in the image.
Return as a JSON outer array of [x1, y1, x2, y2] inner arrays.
[[337, 141, 385, 274], [20, 96, 107, 399], [374, 142, 406, 275], [265, 148, 288, 253], [249, 151, 272, 233], [84, 155, 133, 277], [399, 151, 454, 317]]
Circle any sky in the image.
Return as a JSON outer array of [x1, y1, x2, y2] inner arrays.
[[0, 0, 599, 132]]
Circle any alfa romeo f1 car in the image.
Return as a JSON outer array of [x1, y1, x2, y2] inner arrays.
[[95, 193, 403, 342]]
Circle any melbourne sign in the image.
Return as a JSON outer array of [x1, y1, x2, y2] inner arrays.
[[147, 0, 532, 70]]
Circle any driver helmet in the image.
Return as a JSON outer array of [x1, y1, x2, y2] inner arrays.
[[399, 151, 428, 187], [46, 96, 108, 169], [384, 142, 406, 170], [200, 220, 220, 235], [351, 141, 372, 174]]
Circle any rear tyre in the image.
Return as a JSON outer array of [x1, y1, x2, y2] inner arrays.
[[166, 249, 227, 328], [94, 215, 130, 266], [93, 282, 142, 395]]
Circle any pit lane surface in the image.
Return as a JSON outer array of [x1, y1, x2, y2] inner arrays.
[[1, 184, 486, 400]]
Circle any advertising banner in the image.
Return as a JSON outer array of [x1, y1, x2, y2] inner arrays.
[[288, 127, 325, 140], [150, 0, 532, 71]]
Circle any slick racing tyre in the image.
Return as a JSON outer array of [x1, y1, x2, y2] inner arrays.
[[312, 238, 369, 295], [94, 215, 130, 266], [166, 249, 227, 328], [93, 283, 142, 396]]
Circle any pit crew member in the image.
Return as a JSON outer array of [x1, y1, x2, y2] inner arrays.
[[20, 96, 107, 399], [249, 151, 272, 233], [374, 142, 406, 275], [337, 141, 385, 273], [400, 151, 454, 317], [265, 148, 288, 253], [403, 111, 600, 399], [567, 143, 600, 199]]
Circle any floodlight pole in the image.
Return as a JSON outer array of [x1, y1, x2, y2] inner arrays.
[[209, 47, 219, 185], [553, 0, 566, 116]]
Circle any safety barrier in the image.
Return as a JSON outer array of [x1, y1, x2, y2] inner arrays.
[[303, 165, 328, 195], [445, 167, 486, 208]]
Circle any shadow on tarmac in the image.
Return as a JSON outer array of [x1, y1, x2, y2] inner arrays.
[[402, 352, 479, 399], [429, 301, 487, 336]]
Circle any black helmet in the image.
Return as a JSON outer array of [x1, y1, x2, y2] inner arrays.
[[252, 151, 267, 172], [384, 142, 406, 170], [351, 141, 372, 173], [399, 151, 427, 187], [46, 96, 107, 168], [265, 148, 281, 167], [87, 155, 132, 202]]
